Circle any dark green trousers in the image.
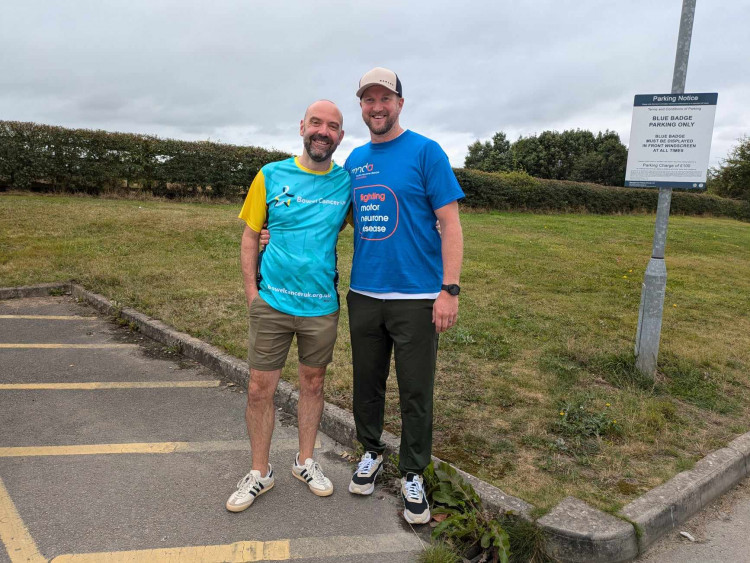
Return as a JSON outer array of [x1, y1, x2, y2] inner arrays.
[[346, 290, 438, 475]]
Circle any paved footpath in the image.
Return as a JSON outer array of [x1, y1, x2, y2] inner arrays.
[[637, 476, 750, 563], [0, 295, 427, 562]]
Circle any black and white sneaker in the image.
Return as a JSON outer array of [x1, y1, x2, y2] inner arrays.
[[401, 473, 430, 524], [225, 465, 274, 512], [348, 451, 384, 495], [292, 453, 333, 497]]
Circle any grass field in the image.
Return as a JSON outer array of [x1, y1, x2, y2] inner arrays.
[[2, 192, 749, 514]]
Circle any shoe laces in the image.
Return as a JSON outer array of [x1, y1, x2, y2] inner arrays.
[[404, 477, 424, 501], [236, 472, 260, 496], [306, 460, 328, 485], [357, 454, 377, 474]]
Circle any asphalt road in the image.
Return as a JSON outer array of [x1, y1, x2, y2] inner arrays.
[[0, 295, 427, 562]]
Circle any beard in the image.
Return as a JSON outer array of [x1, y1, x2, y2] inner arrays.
[[304, 133, 336, 162], [365, 113, 397, 136]]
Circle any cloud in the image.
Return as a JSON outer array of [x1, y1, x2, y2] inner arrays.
[[1, 0, 747, 169]]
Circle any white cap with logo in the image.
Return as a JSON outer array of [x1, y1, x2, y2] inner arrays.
[[356, 67, 403, 98]]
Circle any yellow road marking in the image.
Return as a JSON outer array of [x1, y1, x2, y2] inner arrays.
[[49, 533, 421, 562], [290, 532, 422, 559], [0, 475, 46, 563], [0, 381, 221, 390], [0, 315, 98, 320], [0, 344, 138, 349], [52, 540, 290, 562], [0, 439, 319, 458], [0, 441, 243, 457]]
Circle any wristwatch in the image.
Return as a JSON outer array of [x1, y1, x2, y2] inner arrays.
[[441, 284, 461, 296]]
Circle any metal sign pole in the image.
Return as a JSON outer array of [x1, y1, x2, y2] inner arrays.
[[635, 0, 696, 376]]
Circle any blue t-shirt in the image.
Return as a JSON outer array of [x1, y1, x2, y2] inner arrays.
[[344, 130, 464, 294], [238, 157, 351, 316]]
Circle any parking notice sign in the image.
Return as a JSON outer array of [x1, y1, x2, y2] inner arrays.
[[625, 93, 718, 189]]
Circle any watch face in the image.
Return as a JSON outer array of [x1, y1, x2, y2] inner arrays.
[[443, 284, 460, 296]]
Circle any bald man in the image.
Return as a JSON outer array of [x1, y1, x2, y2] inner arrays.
[[226, 100, 351, 512]]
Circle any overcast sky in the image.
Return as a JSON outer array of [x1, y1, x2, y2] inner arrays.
[[2, 1, 748, 169]]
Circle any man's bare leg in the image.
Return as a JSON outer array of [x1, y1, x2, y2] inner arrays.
[[246, 368, 282, 473], [297, 363, 326, 461]]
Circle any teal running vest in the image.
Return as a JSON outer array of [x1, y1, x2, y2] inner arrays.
[[239, 157, 351, 316]]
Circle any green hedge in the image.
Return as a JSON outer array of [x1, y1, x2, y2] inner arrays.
[[0, 121, 291, 198], [455, 168, 750, 222], [2, 120, 747, 221]]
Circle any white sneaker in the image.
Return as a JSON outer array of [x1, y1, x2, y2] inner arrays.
[[225, 466, 274, 512], [292, 453, 333, 497], [401, 472, 430, 524], [349, 451, 383, 495]]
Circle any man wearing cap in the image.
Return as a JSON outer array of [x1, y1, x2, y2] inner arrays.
[[345, 67, 464, 525], [225, 100, 350, 513]]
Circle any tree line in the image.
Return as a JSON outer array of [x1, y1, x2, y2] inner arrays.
[[465, 128, 750, 203], [464, 129, 628, 186], [709, 136, 750, 203]]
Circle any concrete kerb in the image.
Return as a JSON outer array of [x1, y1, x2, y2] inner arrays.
[[0, 282, 69, 300], [619, 445, 749, 553], [534, 431, 750, 561], [538, 425, 750, 562], [5, 282, 750, 562], [538, 498, 638, 563]]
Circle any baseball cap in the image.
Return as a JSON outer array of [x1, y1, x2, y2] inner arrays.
[[356, 67, 402, 98]]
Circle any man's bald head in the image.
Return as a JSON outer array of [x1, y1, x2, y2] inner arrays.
[[299, 99, 345, 167], [304, 99, 343, 128]]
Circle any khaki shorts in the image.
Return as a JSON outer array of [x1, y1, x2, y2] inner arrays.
[[248, 295, 339, 371]]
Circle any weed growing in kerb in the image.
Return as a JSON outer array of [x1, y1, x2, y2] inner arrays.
[[427, 462, 511, 562]]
